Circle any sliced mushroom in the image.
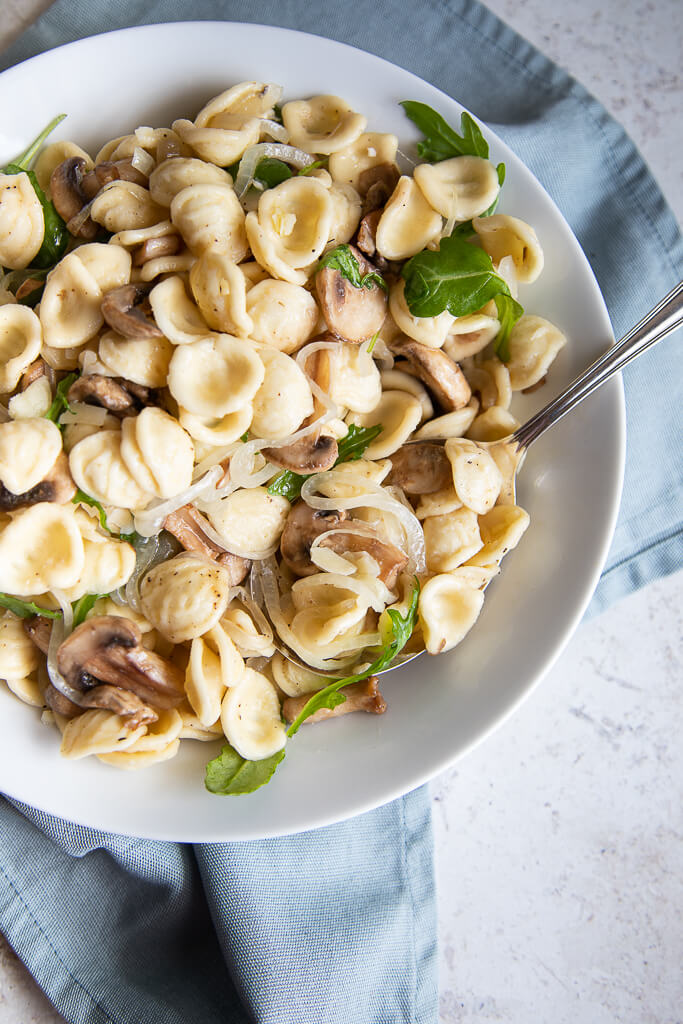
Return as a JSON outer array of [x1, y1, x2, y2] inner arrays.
[[56, 615, 185, 708], [356, 208, 382, 259], [358, 163, 401, 215], [132, 234, 182, 267], [101, 283, 164, 339], [315, 244, 387, 344], [79, 683, 158, 728], [24, 615, 52, 654], [44, 681, 82, 718], [49, 157, 99, 240], [262, 432, 338, 474], [20, 358, 53, 391], [80, 159, 148, 199], [317, 530, 408, 589], [282, 676, 385, 724], [386, 441, 453, 495], [280, 501, 348, 577], [0, 452, 76, 511], [163, 504, 251, 585], [15, 277, 45, 304], [389, 335, 472, 411], [68, 373, 136, 413]]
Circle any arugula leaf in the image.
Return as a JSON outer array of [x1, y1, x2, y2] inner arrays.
[[240, 431, 250, 442], [402, 234, 511, 318], [298, 159, 326, 176], [366, 329, 380, 355], [335, 422, 382, 462], [71, 593, 104, 628], [267, 424, 383, 503], [4, 164, 69, 269], [44, 372, 78, 426], [205, 743, 285, 795], [72, 489, 113, 534], [0, 593, 61, 619], [253, 157, 293, 189], [272, 103, 283, 124], [492, 294, 524, 363], [400, 101, 489, 162], [317, 244, 387, 293], [5, 114, 66, 173], [287, 580, 420, 736]]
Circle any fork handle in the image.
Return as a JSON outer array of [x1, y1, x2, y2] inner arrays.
[[512, 280, 683, 450]]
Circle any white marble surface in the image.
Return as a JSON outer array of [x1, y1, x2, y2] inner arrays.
[[0, 2, 681, 1023]]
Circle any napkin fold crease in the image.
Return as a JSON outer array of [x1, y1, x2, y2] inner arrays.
[[0, 1, 681, 1022]]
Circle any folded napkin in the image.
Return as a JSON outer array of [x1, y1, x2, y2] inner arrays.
[[0, 2, 681, 1023]]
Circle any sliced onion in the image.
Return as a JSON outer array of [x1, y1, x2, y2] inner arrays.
[[233, 142, 316, 199], [300, 475, 426, 574], [121, 531, 177, 614], [67, 197, 96, 235], [295, 340, 344, 420], [131, 146, 155, 177], [258, 119, 290, 143], [133, 465, 224, 537], [191, 443, 240, 482], [46, 592, 84, 706], [253, 558, 380, 672]]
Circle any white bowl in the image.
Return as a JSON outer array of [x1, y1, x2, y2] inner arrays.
[[0, 22, 624, 840]]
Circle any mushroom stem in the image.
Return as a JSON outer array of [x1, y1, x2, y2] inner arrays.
[[282, 676, 385, 724]]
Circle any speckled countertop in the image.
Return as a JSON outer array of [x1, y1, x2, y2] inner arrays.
[[0, 2, 681, 1022]]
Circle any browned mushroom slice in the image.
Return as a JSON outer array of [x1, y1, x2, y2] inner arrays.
[[24, 615, 52, 654], [101, 283, 164, 339], [68, 373, 136, 413], [56, 616, 185, 709], [280, 501, 348, 577], [20, 358, 50, 390], [385, 441, 453, 495], [79, 684, 159, 728], [163, 505, 251, 585], [262, 433, 338, 474], [315, 244, 387, 343], [80, 159, 148, 199], [282, 676, 386, 725], [389, 335, 472, 411], [44, 682, 82, 718], [0, 452, 76, 511], [317, 531, 408, 589], [358, 163, 401, 215], [132, 234, 182, 267], [49, 157, 99, 240], [356, 208, 382, 259]]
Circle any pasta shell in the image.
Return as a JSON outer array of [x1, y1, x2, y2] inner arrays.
[[418, 571, 485, 655], [0, 304, 43, 394], [220, 667, 286, 761], [0, 172, 44, 269], [282, 95, 366, 155], [375, 176, 442, 261], [167, 334, 264, 417], [0, 502, 85, 595], [0, 418, 62, 494], [414, 156, 500, 220]]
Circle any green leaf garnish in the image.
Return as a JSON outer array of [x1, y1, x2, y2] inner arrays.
[[205, 743, 285, 795], [287, 580, 420, 737], [71, 593, 105, 628], [317, 244, 387, 293], [492, 294, 524, 363], [335, 422, 382, 462], [253, 157, 293, 189], [72, 489, 113, 534], [366, 329, 380, 355], [4, 114, 66, 173], [240, 431, 250, 442], [267, 423, 383, 503], [44, 372, 78, 426], [401, 234, 511, 318], [298, 159, 326, 176], [400, 101, 489, 162], [0, 593, 61, 619]]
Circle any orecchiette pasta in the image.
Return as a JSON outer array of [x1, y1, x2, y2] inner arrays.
[[0, 81, 567, 784]]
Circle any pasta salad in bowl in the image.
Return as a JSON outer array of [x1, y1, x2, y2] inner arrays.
[[0, 24, 622, 839]]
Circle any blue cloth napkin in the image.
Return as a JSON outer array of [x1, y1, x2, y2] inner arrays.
[[0, 2, 681, 1023]]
